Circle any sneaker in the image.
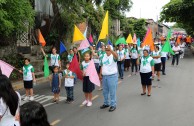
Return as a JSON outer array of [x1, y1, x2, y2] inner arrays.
[[82, 100, 88, 105], [29, 96, 34, 101], [87, 101, 92, 107], [23, 96, 29, 101]]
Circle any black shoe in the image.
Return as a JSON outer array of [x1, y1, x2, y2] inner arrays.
[[162, 73, 166, 75], [141, 93, 146, 95], [100, 104, 110, 109], [121, 77, 123, 79], [109, 106, 116, 112], [147, 94, 151, 97]]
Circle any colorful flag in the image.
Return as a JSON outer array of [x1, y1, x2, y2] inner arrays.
[[60, 41, 67, 54], [69, 55, 83, 80], [133, 33, 137, 44], [108, 39, 113, 46], [126, 34, 133, 44], [137, 38, 141, 47], [85, 60, 100, 87], [83, 26, 88, 38], [88, 34, 93, 43], [162, 29, 175, 55], [73, 25, 85, 42], [38, 29, 46, 46], [78, 39, 90, 50], [44, 57, 50, 77], [0, 60, 14, 77], [143, 29, 154, 51], [115, 37, 127, 45], [98, 11, 109, 41]]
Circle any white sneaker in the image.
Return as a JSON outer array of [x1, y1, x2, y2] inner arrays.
[[87, 101, 92, 107], [82, 100, 88, 105], [29, 96, 34, 101], [23, 96, 29, 101]]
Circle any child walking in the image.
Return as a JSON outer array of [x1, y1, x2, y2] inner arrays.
[[49, 66, 61, 103], [19, 58, 36, 101], [63, 62, 75, 103], [81, 52, 95, 107]]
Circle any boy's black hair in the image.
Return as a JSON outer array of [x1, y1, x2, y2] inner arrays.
[[24, 58, 30, 62]]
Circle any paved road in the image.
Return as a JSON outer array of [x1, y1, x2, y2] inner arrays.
[[19, 49, 194, 126]]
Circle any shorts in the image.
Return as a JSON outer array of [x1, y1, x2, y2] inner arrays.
[[24, 80, 33, 89], [154, 63, 161, 71], [140, 72, 152, 86]]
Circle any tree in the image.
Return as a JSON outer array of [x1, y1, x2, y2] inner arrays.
[[0, 0, 35, 45], [160, 0, 194, 36]]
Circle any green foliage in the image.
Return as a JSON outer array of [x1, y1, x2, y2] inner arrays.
[[160, 0, 194, 36], [122, 18, 146, 40], [0, 0, 35, 36]]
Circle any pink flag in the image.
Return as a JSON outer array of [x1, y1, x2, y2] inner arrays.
[[0, 60, 14, 77], [88, 34, 93, 43], [85, 60, 100, 87], [78, 39, 90, 50], [133, 33, 137, 44]]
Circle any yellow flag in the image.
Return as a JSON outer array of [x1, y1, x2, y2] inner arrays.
[[73, 25, 85, 42], [126, 34, 133, 44], [98, 11, 108, 41]]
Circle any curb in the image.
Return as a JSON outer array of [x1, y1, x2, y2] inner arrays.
[[12, 77, 49, 90]]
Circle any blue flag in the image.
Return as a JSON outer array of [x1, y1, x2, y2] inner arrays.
[[108, 39, 113, 46], [96, 42, 102, 50], [60, 41, 67, 54]]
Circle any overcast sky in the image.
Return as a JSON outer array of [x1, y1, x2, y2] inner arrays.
[[125, 0, 174, 26]]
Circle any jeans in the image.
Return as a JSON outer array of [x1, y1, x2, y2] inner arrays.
[[65, 87, 74, 101], [102, 74, 118, 107], [131, 59, 138, 72], [117, 61, 124, 78], [74, 74, 77, 84], [161, 57, 166, 73], [95, 63, 100, 73], [172, 54, 180, 65]]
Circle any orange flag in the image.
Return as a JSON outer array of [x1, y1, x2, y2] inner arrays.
[[176, 35, 181, 44], [143, 29, 154, 51], [38, 29, 46, 46]]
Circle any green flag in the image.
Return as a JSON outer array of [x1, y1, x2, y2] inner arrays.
[[161, 29, 175, 55], [44, 56, 49, 77], [115, 37, 127, 45]]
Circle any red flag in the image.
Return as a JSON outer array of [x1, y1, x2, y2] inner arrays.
[[85, 60, 100, 87], [69, 55, 83, 80]]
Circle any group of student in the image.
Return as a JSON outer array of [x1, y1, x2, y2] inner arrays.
[[0, 36, 189, 125]]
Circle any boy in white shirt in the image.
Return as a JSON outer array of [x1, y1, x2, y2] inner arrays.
[[63, 62, 75, 103], [172, 43, 181, 66]]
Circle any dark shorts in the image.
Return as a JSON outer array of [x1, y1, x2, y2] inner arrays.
[[140, 72, 152, 86], [154, 63, 161, 71], [83, 76, 95, 93], [24, 80, 33, 89]]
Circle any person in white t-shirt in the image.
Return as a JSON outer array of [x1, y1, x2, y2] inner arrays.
[[160, 40, 168, 75], [124, 44, 131, 71], [180, 40, 186, 58], [140, 49, 155, 96], [172, 42, 181, 66], [152, 46, 161, 81], [100, 45, 118, 112], [19, 58, 36, 101], [117, 45, 126, 79], [63, 62, 75, 104], [0, 75, 21, 126]]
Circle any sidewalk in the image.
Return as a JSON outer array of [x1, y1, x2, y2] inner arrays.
[[12, 77, 49, 90]]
